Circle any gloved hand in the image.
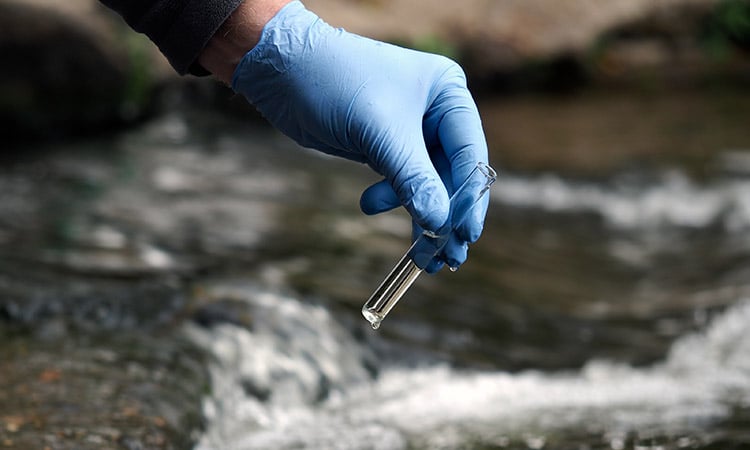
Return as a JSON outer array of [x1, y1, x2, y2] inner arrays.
[[232, 1, 490, 273]]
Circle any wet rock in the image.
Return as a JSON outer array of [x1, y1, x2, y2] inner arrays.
[[0, 0, 174, 143], [0, 265, 187, 331], [0, 330, 208, 450], [0, 261, 208, 449]]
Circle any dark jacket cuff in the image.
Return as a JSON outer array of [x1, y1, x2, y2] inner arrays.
[[100, 0, 245, 76]]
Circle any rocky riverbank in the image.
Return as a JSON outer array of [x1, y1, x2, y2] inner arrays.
[[307, 0, 729, 76], [0, 0, 175, 142], [1, 0, 748, 142]]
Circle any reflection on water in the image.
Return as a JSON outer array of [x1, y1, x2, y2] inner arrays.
[[1, 89, 749, 449]]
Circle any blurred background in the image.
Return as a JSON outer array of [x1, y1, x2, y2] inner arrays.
[[1, 0, 750, 449]]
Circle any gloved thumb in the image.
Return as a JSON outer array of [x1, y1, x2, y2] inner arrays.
[[360, 179, 399, 215]]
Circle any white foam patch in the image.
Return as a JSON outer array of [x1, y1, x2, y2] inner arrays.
[[492, 171, 750, 231], [189, 286, 750, 449]]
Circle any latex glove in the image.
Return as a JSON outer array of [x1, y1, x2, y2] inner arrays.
[[232, 1, 490, 273]]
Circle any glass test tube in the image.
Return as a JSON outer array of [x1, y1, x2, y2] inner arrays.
[[362, 162, 497, 330]]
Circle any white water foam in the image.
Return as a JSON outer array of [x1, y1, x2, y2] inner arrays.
[[187, 284, 750, 450], [492, 170, 750, 231]]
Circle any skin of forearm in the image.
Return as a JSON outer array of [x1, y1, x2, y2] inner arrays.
[[198, 0, 292, 84]]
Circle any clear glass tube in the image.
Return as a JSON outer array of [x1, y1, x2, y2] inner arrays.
[[362, 162, 497, 329]]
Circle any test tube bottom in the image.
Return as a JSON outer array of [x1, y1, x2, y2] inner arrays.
[[361, 253, 423, 329]]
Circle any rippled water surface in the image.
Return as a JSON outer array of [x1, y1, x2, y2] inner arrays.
[[1, 90, 750, 449]]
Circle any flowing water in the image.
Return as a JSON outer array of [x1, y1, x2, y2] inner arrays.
[[1, 89, 750, 449]]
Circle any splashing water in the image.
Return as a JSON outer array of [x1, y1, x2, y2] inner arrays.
[[491, 170, 750, 232], [187, 280, 750, 450]]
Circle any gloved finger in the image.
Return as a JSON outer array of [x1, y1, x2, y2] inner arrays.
[[410, 222, 467, 273], [370, 128, 450, 234], [426, 142, 454, 195], [359, 158, 455, 221], [437, 96, 489, 243], [360, 179, 400, 215], [439, 233, 469, 269], [425, 66, 490, 243], [424, 258, 445, 274]]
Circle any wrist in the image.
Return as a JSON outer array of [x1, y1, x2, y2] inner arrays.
[[198, 0, 292, 84]]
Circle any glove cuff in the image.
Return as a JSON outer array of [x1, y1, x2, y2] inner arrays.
[[230, 1, 319, 91]]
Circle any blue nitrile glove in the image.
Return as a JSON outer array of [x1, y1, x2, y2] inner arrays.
[[232, 1, 490, 273]]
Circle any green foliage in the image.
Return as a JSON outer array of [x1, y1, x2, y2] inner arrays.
[[408, 34, 459, 60], [702, 0, 750, 59], [122, 32, 155, 117]]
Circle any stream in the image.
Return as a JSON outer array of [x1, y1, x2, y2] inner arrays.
[[1, 88, 749, 449]]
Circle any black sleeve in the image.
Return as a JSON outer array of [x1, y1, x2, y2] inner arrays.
[[99, 0, 245, 76]]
